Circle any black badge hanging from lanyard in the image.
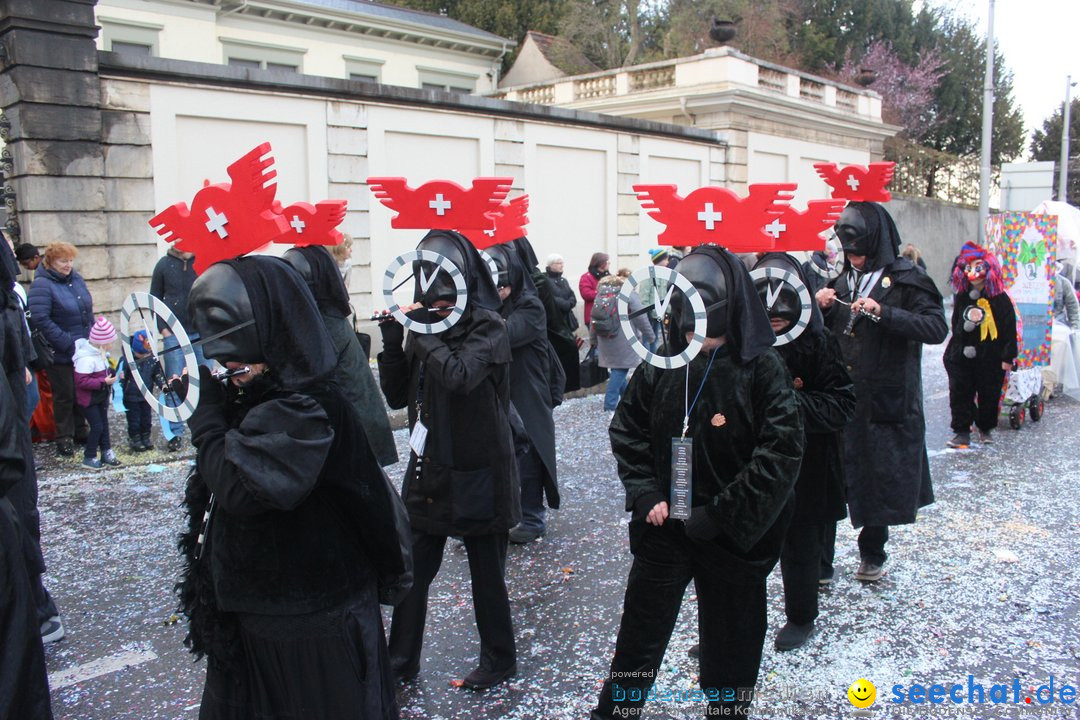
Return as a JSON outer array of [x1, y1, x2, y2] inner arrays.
[[670, 345, 722, 520]]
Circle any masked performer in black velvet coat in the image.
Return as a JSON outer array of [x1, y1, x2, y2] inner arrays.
[[377, 230, 518, 690], [0, 237, 53, 720], [181, 256, 408, 720], [592, 246, 803, 719], [485, 242, 561, 545], [284, 245, 398, 466], [816, 202, 947, 583], [752, 253, 855, 652]]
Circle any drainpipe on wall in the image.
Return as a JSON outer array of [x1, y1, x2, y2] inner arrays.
[[490, 41, 509, 89], [220, 1, 249, 16], [678, 97, 695, 126]]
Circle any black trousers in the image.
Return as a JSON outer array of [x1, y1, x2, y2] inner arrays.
[[387, 531, 515, 674], [947, 359, 1005, 433], [820, 521, 837, 579], [593, 524, 768, 718], [780, 521, 827, 625], [858, 525, 889, 566], [45, 364, 87, 442]]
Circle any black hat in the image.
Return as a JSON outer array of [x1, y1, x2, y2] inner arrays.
[[14, 244, 39, 262]]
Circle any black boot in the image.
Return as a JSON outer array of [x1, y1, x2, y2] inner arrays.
[[140, 433, 153, 451], [129, 435, 143, 452], [774, 620, 815, 651]]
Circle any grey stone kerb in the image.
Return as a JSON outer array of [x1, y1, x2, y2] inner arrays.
[[96, 51, 727, 148]]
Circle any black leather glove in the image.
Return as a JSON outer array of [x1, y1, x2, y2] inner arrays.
[[379, 318, 405, 357], [683, 505, 721, 541], [187, 364, 228, 443]]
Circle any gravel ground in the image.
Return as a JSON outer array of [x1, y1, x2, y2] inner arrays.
[[37, 342, 1080, 720]]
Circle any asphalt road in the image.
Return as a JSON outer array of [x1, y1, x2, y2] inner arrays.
[[37, 341, 1080, 720]]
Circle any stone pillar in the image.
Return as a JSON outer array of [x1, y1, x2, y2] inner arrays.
[[0, 0, 105, 263]]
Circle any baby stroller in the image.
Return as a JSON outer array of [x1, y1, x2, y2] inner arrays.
[[1001, 365, 1044, 429], [1000, 307, 1045, 429]]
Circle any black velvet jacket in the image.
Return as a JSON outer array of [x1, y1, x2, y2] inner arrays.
[[611, 346, 804, 566], [181, 378, 406, 625], [378, 307, 519, 536]]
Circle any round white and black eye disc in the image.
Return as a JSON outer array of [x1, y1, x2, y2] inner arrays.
[[382, 249, 467, 335], [749, 266, 813, 346], [618, 265, 707, 369], [119, 292, 201, 423]]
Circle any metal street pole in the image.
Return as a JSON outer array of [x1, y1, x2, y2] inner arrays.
[[978, 0, 995, 240], [1059, 74, 1073, 202]]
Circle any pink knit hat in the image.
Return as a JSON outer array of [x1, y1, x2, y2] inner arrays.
[[88, 316, 116, 346]]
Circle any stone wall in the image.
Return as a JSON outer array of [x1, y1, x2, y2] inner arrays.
[[889, 195, 980, 292]]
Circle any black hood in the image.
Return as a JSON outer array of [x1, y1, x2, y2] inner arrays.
[[487, 241, 536, 306], [670, 246, 776, 365], [0, 238, 18, 299], [510, 236, 541, 272], [414, 230, 502, 314], [284, 245, 351, 318], [190, 256, 335, 390], [836, 202, 901, 273], [752, 252, 824, 346]]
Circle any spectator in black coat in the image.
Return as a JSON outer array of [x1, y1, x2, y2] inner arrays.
[[150, 247, 204, 451]]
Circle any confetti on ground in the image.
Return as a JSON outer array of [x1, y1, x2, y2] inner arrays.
[[37, 341, 1080, 719]]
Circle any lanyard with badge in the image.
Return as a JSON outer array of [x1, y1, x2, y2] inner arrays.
[[670, 345, 721, 520], [409, 363, 428, 456]]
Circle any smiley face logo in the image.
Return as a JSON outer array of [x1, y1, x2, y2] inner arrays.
[[847, 678, 876, 708]]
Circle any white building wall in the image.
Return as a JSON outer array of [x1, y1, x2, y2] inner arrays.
[[134, 81, 717, 322], [95, 0, 498, 92], [746, 132, 871, 206]]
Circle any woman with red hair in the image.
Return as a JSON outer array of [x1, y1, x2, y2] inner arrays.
[[944, 242, 1017, 447]]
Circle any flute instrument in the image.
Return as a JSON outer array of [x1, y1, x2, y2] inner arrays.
[[211, 365, 252, 383]]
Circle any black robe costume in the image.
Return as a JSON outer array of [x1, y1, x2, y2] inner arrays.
[[286, 245, 398, 466], [943, 288, 1017, 434], [378, 232, 517, 536], [512, 238, 581, 393], [378, 231, 518, 681], [594, 247, 803, 719], [754, 253, 856, 627], [180, 257, 403, 720], [823, 203, 948, 529], [492, 244, 560, 509], [0, 240, 53, 720]]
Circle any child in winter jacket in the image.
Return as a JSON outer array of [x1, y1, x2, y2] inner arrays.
[[73, 316, 121, 469], [117, 329, 160, 452]]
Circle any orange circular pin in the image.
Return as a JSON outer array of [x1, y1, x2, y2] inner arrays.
[[711, 413, 726, 427]]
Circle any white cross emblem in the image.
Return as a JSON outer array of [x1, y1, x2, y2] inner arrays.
[[483, 228, 496, 237], [205, 207, 229, 239], [429, 193, 452, 216], [764, 218, 787, 238], [290, 215, 306, 233], [697, 202, 723, 230], [846, 175, 861, 191]]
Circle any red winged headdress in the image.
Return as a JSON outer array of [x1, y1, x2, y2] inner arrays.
[[149, 142, 346, 274]]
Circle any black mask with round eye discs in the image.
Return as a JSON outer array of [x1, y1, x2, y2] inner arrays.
[[188, 263, 262, 364], [669, 252, 729, 339]]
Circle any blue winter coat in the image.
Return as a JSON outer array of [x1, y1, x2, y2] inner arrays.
[[26, 268, 93, 365]]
